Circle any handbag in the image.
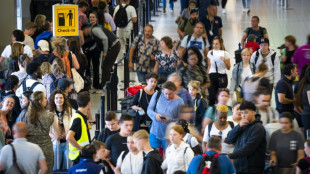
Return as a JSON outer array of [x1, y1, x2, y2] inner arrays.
[[215, 61, 228, 88], [68, 51, 84, 93], [6, 144, 24, 174]]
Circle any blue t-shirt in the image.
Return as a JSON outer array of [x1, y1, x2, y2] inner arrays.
[[187, 151, 236, 174]]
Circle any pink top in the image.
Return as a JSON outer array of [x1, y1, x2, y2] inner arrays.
[[293, 44, 310, 75]]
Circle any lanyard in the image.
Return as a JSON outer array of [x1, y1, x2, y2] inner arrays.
[[208, 16, 215, 31]]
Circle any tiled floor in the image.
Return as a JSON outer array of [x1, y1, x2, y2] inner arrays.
[[89, 0, 310, 136]]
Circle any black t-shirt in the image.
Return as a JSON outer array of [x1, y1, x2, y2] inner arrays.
[[200, 16, 223, 48], [275, 77, 294, 113], [69, 97, 78, 110], [105, 133, 128, 166], [69, 111, 91, 143], [284, 49, 296, 65], [97, 160, 114, 174], [132, 89, 154, 122], [97, 128, 120, 143]]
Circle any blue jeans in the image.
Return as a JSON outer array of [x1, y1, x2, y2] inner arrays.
[[180, 0, 186, 11], [149, 133, 168, 149], [136, 70, 147, 83], [242, 0, 250, 8], [162, 0, 174, 10], [53, 141, 72, 171]]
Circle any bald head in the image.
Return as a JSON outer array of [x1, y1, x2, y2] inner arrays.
[[13, 122, 28, 138]]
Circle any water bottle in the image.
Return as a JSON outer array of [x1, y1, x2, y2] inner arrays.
[[238, 42, 241, 50]]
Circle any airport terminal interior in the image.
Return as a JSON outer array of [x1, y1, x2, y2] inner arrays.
[[0, 0, 310, 173]]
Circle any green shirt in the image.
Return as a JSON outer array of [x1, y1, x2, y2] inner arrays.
[[178, 19, 206, 36], [204, 104, 233, 122]]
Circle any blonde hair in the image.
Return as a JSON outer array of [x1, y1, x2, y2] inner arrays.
[[11, 43, 23, 57], [170, 125, 186, 136], [34, 14, 46, 30], [52, 36, 67, 57], [52, 58, 65, 76], [241, 48, 251, 56], [41, 62, 52, 76], [188, 80, 200, 90], [133, 130, 149, 140], [216, 105, 228, 113]]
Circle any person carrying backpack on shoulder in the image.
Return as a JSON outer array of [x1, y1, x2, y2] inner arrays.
[[42, 58, 70, 100], [187, 136, 236, 174], [15, 62, 46, 98], [250, 38, 280, 92], [113, 0, 137, 63], [202, 105, 235, 154]]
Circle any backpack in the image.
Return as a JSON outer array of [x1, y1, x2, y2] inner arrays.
[[114, 5, 132, 28], [246, 27, 266, 43], [196, 153, 221, 174], [49, 74, 67, 94], [22, 81, 41, 92], [186, 35, 207, 49], [254, 50, 276, 67], [208, 121, 234, 138], [235, 62, 256, 90], [120, 88, 146, 117]]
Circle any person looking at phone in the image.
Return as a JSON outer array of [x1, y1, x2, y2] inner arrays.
[[226, 101, 266, 174], [147, 81, 184, 151]]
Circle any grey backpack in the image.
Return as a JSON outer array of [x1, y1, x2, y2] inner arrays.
[[242, 77, 262, 102]]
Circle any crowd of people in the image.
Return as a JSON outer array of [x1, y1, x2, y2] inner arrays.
[[0, 0, 310, 173]]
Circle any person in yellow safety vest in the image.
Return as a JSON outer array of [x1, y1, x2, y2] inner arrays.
[[66, 91, 92, 165]]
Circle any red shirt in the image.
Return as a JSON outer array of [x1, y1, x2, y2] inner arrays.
[[245, 42, 260, 53]]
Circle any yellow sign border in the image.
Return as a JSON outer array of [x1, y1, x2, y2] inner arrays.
[[53, 4, 79, 36]]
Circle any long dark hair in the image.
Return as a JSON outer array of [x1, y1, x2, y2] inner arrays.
[[48, 89, 71, 116], [183, 46, 203, 66], [296, 68, 310, 107]]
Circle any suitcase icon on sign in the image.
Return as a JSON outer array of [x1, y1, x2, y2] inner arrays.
[[58, 13, 65, 26]]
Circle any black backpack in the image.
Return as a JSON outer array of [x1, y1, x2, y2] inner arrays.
[[49, 74, 67, 94], [114, 5, 132, 28], [196, 153, 221, 174], [22, 81, 42, 92]]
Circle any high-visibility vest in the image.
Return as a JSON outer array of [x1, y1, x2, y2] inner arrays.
[[68, 113, 90, 160]]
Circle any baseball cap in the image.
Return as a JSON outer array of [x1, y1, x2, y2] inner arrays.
[[260, 38, 269, 45], [37, 40, 50, 52], [190, 8, 199, 14], [58, 78, 74, 91]]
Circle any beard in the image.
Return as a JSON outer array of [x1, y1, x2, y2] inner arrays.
[[190, 19, 198, 25]]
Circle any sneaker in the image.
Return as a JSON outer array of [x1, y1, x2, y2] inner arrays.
[[222, 9, 226, 14], [243, 8, 247, 13], [247, 9, 251, 14], [163, 9, 166, 13]]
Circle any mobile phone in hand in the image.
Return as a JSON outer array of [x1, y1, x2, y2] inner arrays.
[[160, 116, 166, 120]]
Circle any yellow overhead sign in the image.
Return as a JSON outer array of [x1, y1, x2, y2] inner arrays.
[[53, 4, 78, 36]]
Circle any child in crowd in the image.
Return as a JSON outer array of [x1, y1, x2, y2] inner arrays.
[[245, 34, 259, 53], [188, 80, 208, 132], [97, 111, 120, 142], [92, 140, 114, 174], [40, 62, 51, 76], [114, 133, 144, 174]]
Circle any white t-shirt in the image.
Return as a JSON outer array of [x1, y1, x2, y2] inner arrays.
[[227, 116, 239, 126], [16, 79, 46, 98], [24, 35, 35, 50], [238, 65, 253, 91], [203, 122, 234, 154], [1, 42, 33, 58], [161, 141, 194, 174], [116, 151, 144, 174], [208, 50, 230, 74], [183, 133, 199, 148], [113, 4, 137, 30], [180, 35, 210, 63], [256, 107, 278, 126]]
